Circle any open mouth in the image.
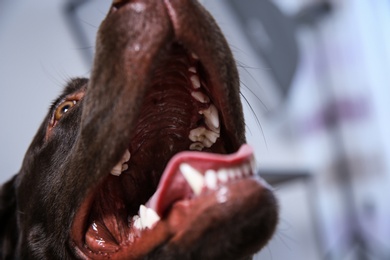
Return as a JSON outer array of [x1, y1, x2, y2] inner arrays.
[[70, 42, 262, 258]]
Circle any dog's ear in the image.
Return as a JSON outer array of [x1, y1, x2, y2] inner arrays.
[[0, 175, 18, 257]]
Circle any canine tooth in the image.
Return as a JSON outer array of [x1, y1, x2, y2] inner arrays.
[[191, 91, 210, 103], [190, 142, 204, 151], [139, 205, 160, 229], [205, 170, 217, 189], [190, 75, 201, 89], [217, 169, 229, 183], [200, 104, 220, 132], [188, 66, 197, 73], [180, 163, 205, 195]]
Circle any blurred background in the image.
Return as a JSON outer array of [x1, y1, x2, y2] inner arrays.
[[1, 0, 390, 259]]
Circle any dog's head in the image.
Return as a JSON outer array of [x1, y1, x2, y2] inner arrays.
[[0, 0, 278, 259]]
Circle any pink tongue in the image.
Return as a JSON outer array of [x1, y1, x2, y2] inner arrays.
[[146, 144, 254, 217]]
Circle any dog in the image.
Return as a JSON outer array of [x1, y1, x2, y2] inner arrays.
[[0, 0, 278, 259]]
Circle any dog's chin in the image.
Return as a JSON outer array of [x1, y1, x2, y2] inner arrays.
[[69, 44, 277, 259]]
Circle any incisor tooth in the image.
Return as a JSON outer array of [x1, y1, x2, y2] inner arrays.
[[242, 163, 251, 177], [180, 163, 205, 195], [205, 170, 217, 189], [217, 169, 228, 183]]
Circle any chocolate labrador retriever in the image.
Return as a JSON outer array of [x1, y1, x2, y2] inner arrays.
[[0, 0, 278, 259]]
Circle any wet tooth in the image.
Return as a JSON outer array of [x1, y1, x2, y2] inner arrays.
[[132, 215, 143, 230], [122, 164, 128, 172], [192, 53, 199, 60], [110, 164, 122, 176], [227, 168, 235, 179], [217, 169, 229, 183], [191, 91, 210, 103], [242, 163, 251, 177], [146, 208, 160, 228], [138, 205, 160, 229], [200, 104, 220, 131], [189, 142, 204, 151], [190, 75, 201, 89], [188, 66, 197, 73], [189, 127, 219, 148], [205, 170, 217, 189], [250, 159, 256, 175], [204, 130, 219, 144], [123, 149, 131, 162], [180, 163, 204, 195], [235, 167, 243, 179]]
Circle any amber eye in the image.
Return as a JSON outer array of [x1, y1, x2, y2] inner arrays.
[[55, 100, 77, 121]]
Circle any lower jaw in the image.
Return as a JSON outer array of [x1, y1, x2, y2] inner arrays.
[[73, 176, 270, 259], [71, 144, 268, 258]]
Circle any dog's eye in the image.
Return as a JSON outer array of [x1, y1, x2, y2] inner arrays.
[[55, 100, 77, 121]]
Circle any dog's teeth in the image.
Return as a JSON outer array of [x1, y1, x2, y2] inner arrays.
[[250, 159, 256, 175], [138, 205, 160, 229], [234, 167, 243, 179], [242, 163, 251, 177], [200, 104, 220, 132], [110, 165, 123, 176], [132, 215, 143, 230], [123, 149, 131, 162], [189, 127, 219, 148], [217, 169, 229, 183], [110, 150, 131, 176], [189, 142, 204, 151], [191, 91, 210, 103], [190, 75, 201, 89], [191, 53, 199, 60], [180, 163, 205, 195], [188, 66, 197, 73], [205, 170, 218, 189]]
